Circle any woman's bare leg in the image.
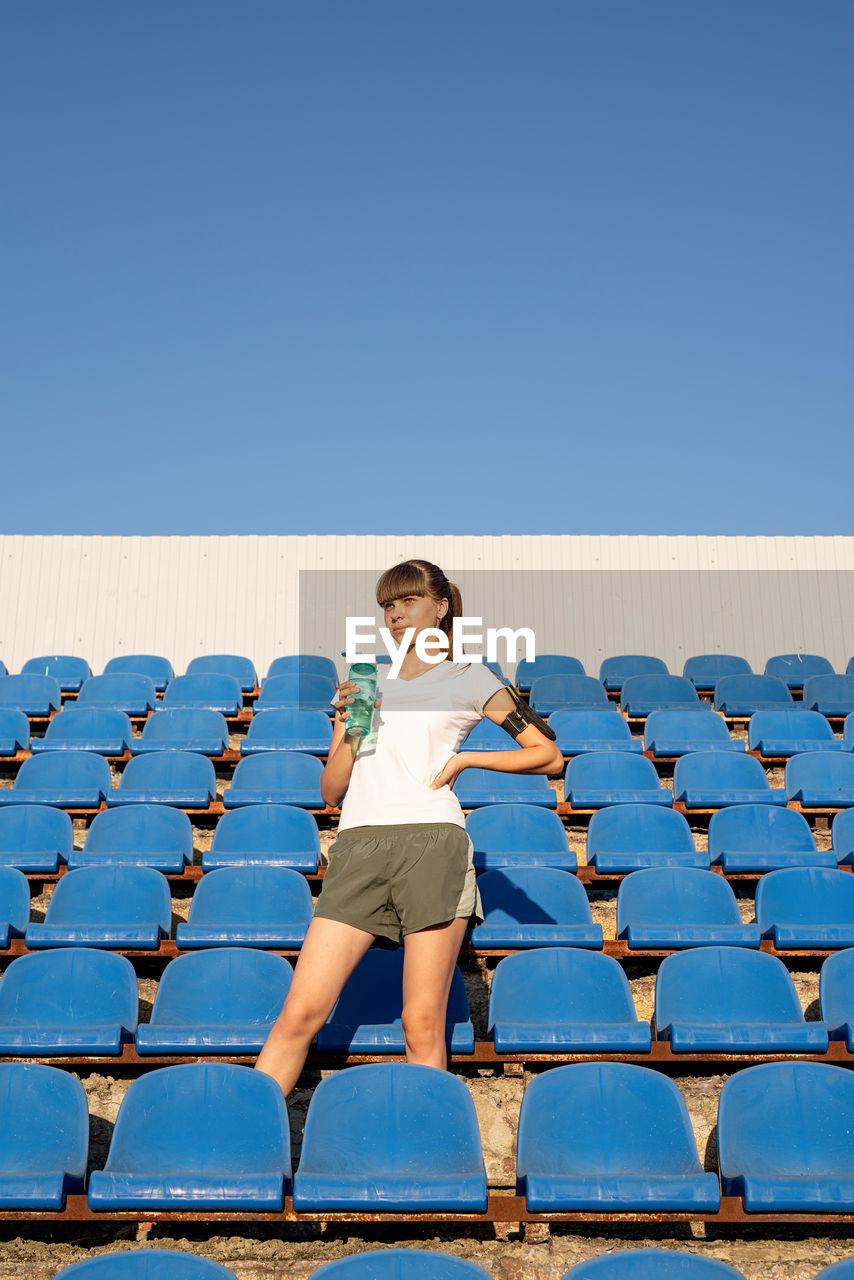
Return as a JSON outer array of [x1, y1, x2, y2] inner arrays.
[[400, 916, 469, 1069], [254, 915, 375, 1096]]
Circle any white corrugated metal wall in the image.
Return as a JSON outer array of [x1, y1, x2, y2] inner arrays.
[[0, 535, 852, 677]]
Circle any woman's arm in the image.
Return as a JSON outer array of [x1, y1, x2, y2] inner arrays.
[[320, 680, 364, 807], [430, 687, 564, 791]]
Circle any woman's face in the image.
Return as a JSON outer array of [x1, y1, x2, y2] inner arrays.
[[383, 593, 447, 649]]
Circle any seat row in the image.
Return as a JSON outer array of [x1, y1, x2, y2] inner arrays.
[[527, 673, 854, 717], [42, 1247, 854, 1280], [4, 747, 854, 812], [3, 864, 854, 953], [5, 1057, 854, 1215], [1, 943, 853, 1058], [2, 800, 853, 878]]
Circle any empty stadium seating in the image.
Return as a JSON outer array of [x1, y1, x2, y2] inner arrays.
[[102, 654, 173, 692], [0, 708, 28, 754], [0, 750, 112, 809], [529, 675, 610, 714], [21, 655, 91, 692], [755, 868, 854, 948], [619, 675, 705, 717], [714, 675, 794, 716], [87, 1062, 291, 1209], [254, 674, 337, 713], [309, 1252, 494, 1280], [516, 1062, 719, 1211], [707, 804, 831, 873], [616, 868, 760, 949], [136, 948, 292, 1054], [0, 867, 31, 946], [186, 654, 257, 691], [765, 654, 835, 688], [561, 1251, 747, 1280], [0, 673, 62, 716], [174, 866, 313, 947], [564, 753, 672, 808], [672, 751, 786, 808], [161, 674, 243, 716], [0, 1062, 88, 1208], [465, 803, 577, 871], [240, 708, 333, 754], [471, 868, 603, 948], [292, 1062, 487, 1211], [586, 804, 705, 872], [202, 803, 320, 872], [315, 948, 474, 1053], [223, 752, 325, 808], [548, 710, 642, 755], [453, 769, 557, 808], [748, 709, 847, 756], [30, 707, 133, 755], [599, 656, 668, 691], [54, 1253, 239, 1279], [802, 676, 854, 717], [25, 866, 171, 950], [644, 709, 742, 758], [718, 1061, 854, 1210], [130, 709, 230, 755], [0, 948, 138, 1054], [785, 752, 854, 807], [106, 751, 217, 809], [515, 654, 585, 690], [682, 654, 752, 692], [0, 804, 73, 872], [833, 809, 854, 864], [72, 804, 194, 872], [819, 949, 854, 1050], [266, 655, 339, 683], [488, 948, 651, 1053], [654, 947, 828, 1052], [77, 674, 157, 716]]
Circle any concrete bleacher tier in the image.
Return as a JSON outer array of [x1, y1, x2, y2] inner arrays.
[[4, 650, 854, 1248]]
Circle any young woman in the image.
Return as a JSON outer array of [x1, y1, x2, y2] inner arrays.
[[254, 559, 563, 1096]]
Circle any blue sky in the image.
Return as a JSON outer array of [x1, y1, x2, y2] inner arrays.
[[3, 1, 852, 535]]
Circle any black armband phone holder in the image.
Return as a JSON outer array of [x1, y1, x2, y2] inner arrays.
[[500, 685, 556, 741]]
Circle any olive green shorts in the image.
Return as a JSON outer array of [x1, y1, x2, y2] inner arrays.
[[314, 822, 483, 943]]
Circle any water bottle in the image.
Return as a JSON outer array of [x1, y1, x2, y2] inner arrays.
[[345, 661, 377, 738]]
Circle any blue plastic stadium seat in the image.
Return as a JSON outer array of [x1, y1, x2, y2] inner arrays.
[[103, 654, 173, 693], [600, 655, 668, 691], [87, 1062, 291, 1210], [136, 949, 292, 1054], [77, 674, 157, 716], [0, 709, 29, 755], [560, 1250, 747, 1280], [0, 805, 72, 873], [293, 1062, 487, 1212], [0, 751, 112, 809], [673, 750, 786, 808], [106, 751, 216, 809], [708, 804, 830, 873], [30, 708, 133, 756], [25, 866, 171, 950], [564, 753, 671, 808], [847, 715, 854, 747], [714, 675, 794, 716], [0, 1063, 88, 1209], [755, 868, 854, 949], [202, 804, 320, 873], [0, 674, 62, 716], [489, 948, 651, 1053], [54, 1251, 240, 1280], [682, 654, 753, 692], [21, 655, 91, 693], [654, 946, 828, 1052], [470, 868, 603, 949], [515, 655, 585, 691], [161, 674, 243, 716], [0, 949, 138, 1054], [815, 1264, 854, 1280], [130, 709, 229, 756], [718, 1061, 854, 1211], [0, 868, 30, 948], [255, 674, 337, 713], [620, 675, 705, 718], [802, 676, 854, 718], [516, 1062, 719, 1212], [465, 803, 576, 872], [786, 752, 854, 808], [586, 804, 705, 873], [0, 660, 6, 676], [819, 949, 854, 1051], [309, 1250, 494, 1280], [240, 708, 333, 755], [529, 675, 610, 715], [765, 653, 835, 688], [175, 866, 313, 948], [459, 719, 520, 752], [549, 710, 642, 756], [450, 769, 558, 810], [833, 809, 854, 865], [616, 868, 760, 949], [316, 949, 473, 1053], [223, 752, 325, 809], [267, 654, 339, 683], [72, 804, 194, 872], [186, 654, 257, 692], [644, 709, 743, 758], [748, 709, 848, 757]]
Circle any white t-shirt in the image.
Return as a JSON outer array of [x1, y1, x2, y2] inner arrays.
[[336, 661, 506, 831]]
